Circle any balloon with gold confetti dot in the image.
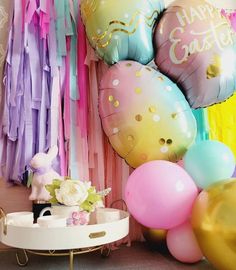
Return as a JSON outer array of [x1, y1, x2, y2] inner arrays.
[[99, 61, 197, 168], [80, 0, 164, 65]]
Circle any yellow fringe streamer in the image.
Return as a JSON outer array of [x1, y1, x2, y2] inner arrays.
[[208, 93, 236, 158]]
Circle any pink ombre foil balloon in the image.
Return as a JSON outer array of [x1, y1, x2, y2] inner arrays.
[[154, 0, 236, 108], [99, 61, 196, 168]]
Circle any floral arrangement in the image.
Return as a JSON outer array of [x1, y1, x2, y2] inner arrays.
[[45, 179, 110, 213], [67, 210, 90, 226]]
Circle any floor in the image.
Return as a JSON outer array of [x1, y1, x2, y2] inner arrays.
[[0, 242, 215, 270]]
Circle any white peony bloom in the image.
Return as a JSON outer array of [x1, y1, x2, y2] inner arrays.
[[55, 180, 89, 206]]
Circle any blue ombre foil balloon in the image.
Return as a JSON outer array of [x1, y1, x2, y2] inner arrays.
[[81, 0, 164, 65]]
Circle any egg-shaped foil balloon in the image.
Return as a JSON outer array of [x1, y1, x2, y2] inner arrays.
[[80, 0, 164, 65], [99, 61, 197, 168], [154, 0, 236, 109]]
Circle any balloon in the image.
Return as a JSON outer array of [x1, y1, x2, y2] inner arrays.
[[125, 160, 198, 229], [99, 61, 197, 168], [142, 226, 168, 251], [233, 166, 236, 177], [191, 178, 236, 270], [183, 140, 235, 189], [222, 10, 236, 32], [167, 221, 203, 263], [154, 0, 236, 108], [81, 0, 164, 65], [230, 13, 236, 32]]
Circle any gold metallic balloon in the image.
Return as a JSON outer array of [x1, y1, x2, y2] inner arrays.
[[191, 178, 236, 270], [142, 226, 168, 251]]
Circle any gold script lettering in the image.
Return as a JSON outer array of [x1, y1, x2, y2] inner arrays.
[[169, 22, 234, 64], [175, 5, 219, 27], [190, 7, 203, 22], [176, 9, 191, 27], [169, 27, 188, 64]]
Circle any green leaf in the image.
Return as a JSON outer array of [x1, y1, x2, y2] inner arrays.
[[45, 179, 63, 204], [49, 197, 58, 204], [51, 179, 62, 188], [27, 172, 33, 188], [45, 185, 55, 194], [80, 201, 93, 212], [79, 187, 102, 212]]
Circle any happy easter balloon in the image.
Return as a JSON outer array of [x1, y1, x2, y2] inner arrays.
[[154, 0, 236, 108], [192, 179, 236, 270], [81, 0, 164, 65], [99, 61, 197, 168]]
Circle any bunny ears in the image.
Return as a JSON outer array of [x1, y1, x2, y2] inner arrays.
[[47, 145, 59, 161]]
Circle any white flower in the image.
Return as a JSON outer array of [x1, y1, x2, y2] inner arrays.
[[55, 180, 89, 206]]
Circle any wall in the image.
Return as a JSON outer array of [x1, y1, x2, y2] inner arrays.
[[0, 179, 31, 249]]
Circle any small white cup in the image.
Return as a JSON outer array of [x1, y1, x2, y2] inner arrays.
[[96, 208, 120, 224], [40, 205, 80, 218], [37, 215, 67, 228], [6, 212, 34, 227]]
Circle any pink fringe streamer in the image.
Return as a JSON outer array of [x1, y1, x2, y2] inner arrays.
[[85, 43, 142, 242]]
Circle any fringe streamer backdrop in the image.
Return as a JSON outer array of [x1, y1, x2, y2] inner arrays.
[[0, 0, 143, 242], [0, 0, 235, 243]]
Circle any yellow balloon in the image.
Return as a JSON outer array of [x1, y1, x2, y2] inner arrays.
[[142, 226, 167, 251], [191, 178, 236, 270]]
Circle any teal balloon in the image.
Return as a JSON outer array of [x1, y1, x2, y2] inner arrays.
[[183, 140, 235, 189]]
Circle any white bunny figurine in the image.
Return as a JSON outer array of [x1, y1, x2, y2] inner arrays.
[[29, 145, 62, 202]]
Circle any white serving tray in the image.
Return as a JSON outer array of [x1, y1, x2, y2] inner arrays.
[[0, 210, 129, 250]]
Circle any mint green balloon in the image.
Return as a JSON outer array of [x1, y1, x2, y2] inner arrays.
[[183, 140, 235, 189]]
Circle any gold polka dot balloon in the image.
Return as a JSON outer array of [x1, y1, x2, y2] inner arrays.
[[99, 61, 197, 168]]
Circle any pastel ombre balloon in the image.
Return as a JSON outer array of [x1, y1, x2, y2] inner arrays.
[[80, 0, 164, 65], [154, 0, 236, 108], [99, 61, 196, 168]]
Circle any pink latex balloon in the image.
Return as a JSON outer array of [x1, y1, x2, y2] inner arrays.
[[167, 221, 203, 263], [125, 160, 198, 229], [154, 0, 236, 108]]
